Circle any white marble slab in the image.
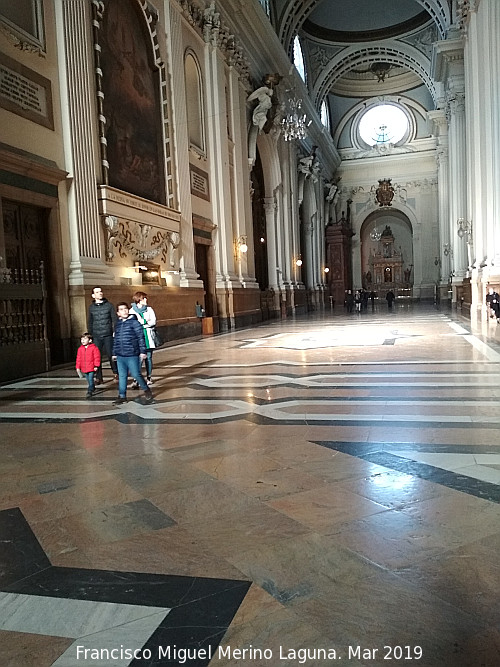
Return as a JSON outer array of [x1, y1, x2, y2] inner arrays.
[[0, 592, 169, 639]]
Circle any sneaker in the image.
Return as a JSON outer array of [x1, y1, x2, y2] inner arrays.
[[113, 396, 127, 405], [131, 380, 139, 390], [94, 378, 103, 385], [86, 392, 93, 399], [135, 390, 154, 405], [113, 374, 119, 382], [146, 377, 153, 386]]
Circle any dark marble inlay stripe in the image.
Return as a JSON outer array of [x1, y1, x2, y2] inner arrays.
[[0, 507, 51, 587], [313, 441, 500, 504], [3, 414, 500, 429]]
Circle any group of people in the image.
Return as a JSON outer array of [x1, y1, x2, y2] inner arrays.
[[344, 289, 376, 313], [75, 287, 158, 405], [344, 288, 396, 312]]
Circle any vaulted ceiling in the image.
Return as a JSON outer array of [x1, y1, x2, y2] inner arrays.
[[270, 0, 452, 141]]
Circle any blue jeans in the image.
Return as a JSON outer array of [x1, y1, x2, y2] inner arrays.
[[84, 371, 95, 393], [116, 356, 148, 397], [144, 349, 153, 378]]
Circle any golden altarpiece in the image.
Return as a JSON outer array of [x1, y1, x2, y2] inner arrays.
[[365, 225, 411, 291]]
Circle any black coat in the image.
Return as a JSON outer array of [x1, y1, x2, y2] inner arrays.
[[113, 315, 147, 358], [88, 298, 117, 338]]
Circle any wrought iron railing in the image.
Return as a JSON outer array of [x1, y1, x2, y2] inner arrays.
[[0, 264, 48, 353]]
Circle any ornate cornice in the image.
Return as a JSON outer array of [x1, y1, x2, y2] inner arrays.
[[180, 0, 250, 86]]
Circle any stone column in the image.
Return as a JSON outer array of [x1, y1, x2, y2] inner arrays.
[[448, 92, 467, 278], [432, 38, 467, 305], [304, 218, 314, 290], [429, 110, 451, 296], [263, 197, 280, 289], [168, 4, 201, 285], [56, 0, 109, 286]]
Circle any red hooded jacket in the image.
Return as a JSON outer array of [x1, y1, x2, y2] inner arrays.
[[76, 343, 101, 373]]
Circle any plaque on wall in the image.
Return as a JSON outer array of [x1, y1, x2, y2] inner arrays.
[[0, 53, 53, 129], [190, 164, 210, 201]]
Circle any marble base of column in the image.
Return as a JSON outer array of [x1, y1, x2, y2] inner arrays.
[[68, 258, 115, 286]]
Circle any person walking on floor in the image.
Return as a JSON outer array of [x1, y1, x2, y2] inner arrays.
[[354, 289, 362, 313], [486, 287, 500, 322], [345, 290, 354, 314], [87, 286, 118, 385], [130, 291, 156, 388], [386, 290, 396, 310], [75, 332, 101, 399], [112, 302, 154, 406]]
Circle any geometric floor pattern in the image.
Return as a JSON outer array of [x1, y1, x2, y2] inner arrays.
[[0, 507, 250, 666], [2, 304, 500, 665]]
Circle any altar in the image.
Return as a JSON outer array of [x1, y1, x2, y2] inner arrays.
[[364, 225, 412, 293]]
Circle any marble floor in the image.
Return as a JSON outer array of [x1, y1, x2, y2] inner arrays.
[[1, 303, 500, 666]]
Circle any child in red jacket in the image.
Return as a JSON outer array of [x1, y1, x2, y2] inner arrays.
[[76, 332, 101, 398]]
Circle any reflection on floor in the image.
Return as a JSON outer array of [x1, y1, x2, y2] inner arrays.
[[1, 304, 500, 666]]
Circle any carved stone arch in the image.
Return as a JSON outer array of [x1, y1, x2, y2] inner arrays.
[[313, 42, 437, 107], [360, 207, 414, 239], [356, 202, 421, 289], [278, 0, 451, 53]]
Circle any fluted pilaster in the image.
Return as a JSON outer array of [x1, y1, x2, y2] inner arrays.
[[57, 0, 104, 283]]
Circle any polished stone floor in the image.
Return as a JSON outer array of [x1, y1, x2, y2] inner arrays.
[[1, 303, 500, 666]]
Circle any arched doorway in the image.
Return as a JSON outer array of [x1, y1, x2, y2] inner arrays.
[[360, 209, 413, 295]]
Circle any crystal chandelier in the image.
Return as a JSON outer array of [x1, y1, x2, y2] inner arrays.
[[281, 97, 308, 141]]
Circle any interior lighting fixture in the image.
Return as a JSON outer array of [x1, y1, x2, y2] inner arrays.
[[295, 256, 303, 267], [281, 97, 309, 142], [235, 235, 248, 256], [457, 218, 472, 239]]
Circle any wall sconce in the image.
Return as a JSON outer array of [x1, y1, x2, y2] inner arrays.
[[434, 257, 441, 267], [457, 218, 472, 239], [443, 243, 452, 257], [295, 256, 303, 267], [324, 267, 330, 274], [134, 262, 148, 272], [260, 237, 265, 243], [235, 235, 248, 259], [237, 236, 248, 252]]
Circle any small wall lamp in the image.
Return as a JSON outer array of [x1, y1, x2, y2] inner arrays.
[[236, 235, 248, 254], [457, 218, 472, 239], [324, 267, 330, 274], [295, 257, 303, 267]]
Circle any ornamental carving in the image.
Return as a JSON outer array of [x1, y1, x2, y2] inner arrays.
[[103, 216, 180, 268], [0, 23, 45, 56], [373, 178, 395, 207]]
